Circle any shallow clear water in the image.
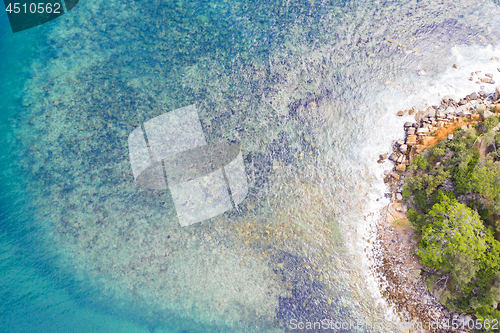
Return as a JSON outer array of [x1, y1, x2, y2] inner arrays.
[[1, 0, 500, 331]]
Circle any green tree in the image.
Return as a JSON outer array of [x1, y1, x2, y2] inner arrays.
[[470, 159, 500, 201], [430, 141, 447, 160], [483, 116, 500, 132], [417, 200, 489, 276], [453, 153, 479, 195]]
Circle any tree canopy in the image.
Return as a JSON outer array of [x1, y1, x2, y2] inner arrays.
[[403, 124, 500, 321]]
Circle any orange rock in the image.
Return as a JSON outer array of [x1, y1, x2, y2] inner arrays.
[[387, 203, 408, 224], [421, 136, 438, 146], [395, 164, 406, 171], [480, 78, 494, 84], [415, 145, 425, 154], [413, 116, 481, 152], [406, 135, 417, 145]]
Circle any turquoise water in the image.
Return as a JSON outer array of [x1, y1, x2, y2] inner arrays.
[[0, 12, 154, 333], [1, 0, 500, 332]]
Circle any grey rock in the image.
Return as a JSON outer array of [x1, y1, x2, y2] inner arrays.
[[476, 104, 487, 112], [445, 106, 455, 114], [483, 110, 494, 119], [457, 314, 466, 326], [447, 134, 454, 140], [416, 127, 429, 135], [456, 105, 467, 114]]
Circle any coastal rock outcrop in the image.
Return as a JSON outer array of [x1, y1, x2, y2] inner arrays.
[[372, 87, 500, 332]]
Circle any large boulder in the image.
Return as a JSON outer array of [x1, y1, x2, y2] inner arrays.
[[483, 110, 494, 120], [445, 106, 455, 114], [395, 163, 407, 171], [455, 105, 467, 114], [416, 127, 429, 135], [406, 135, 417, 145], [468, 92, 478, 100]]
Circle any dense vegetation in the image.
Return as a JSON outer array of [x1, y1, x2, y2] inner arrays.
[[403, 116, 500, 323]]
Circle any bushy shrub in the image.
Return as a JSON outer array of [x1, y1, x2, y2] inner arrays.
[[407, 207, 429, 231], [469, 159, 500, 201], [453, 153, 479, 195], [402, 128, 500, 321], [495, 132, 500, 149], [483, 116, 500, 131], [402, 188, 411, 200], [412, 155, 428, 171], [430, 142, 447, 160], [417, 198, 500, 318], [425, 275, 435, 292]]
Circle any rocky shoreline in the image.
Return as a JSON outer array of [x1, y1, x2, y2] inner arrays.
[[371, 86, 500, 332]]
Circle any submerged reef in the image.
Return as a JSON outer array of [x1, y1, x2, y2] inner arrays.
[[12, 0, 500, 330]]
